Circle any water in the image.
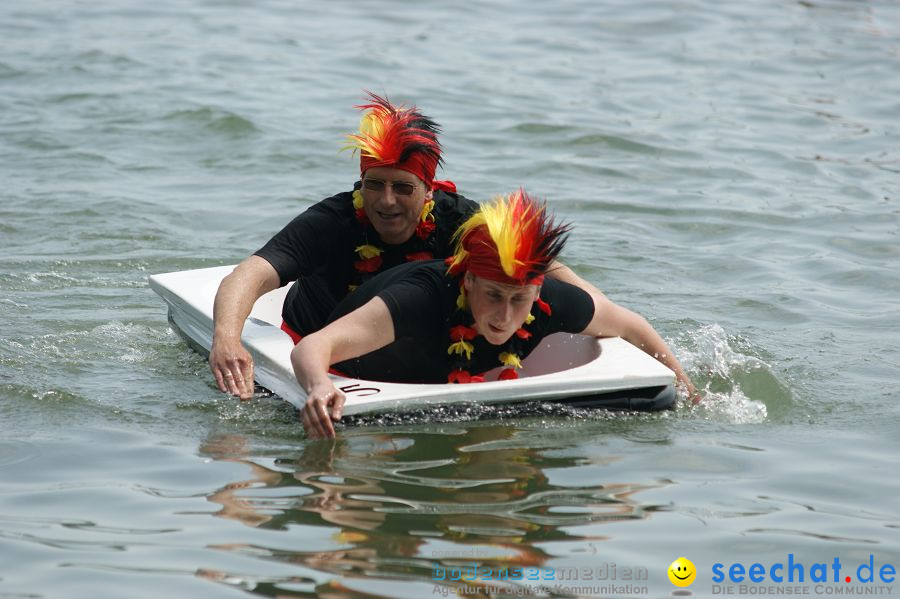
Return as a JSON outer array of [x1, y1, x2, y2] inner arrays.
[[2, 0, 898, 597]]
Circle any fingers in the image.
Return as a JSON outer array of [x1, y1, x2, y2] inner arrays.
[[685, 383, 702, 405], [240, 359, 255, 401], [225, 371, 239, 396], [301, 388, 346, 440], [213, 362, 253, 398], [676, 378, 703, 405], [220, 366, 244, 397], [209, 343, 255, 399], [315, 396, 335, 438], [213, 369, 228, 393], [225, 358, 254, 400], [212, 368, 240, 396], [301, 401, 331, 439]]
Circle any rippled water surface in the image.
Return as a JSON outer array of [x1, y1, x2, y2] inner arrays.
[[2, 0, 898, 597]]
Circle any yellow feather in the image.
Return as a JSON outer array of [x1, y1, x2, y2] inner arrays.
[[355, 244, 382, 259], [446, 210, 484, 274], [456, 288, 468, 310], [448, 340, 474, 360], [479, 192, 537, 277], [499, 352, 522, 368], [340, 111, 387, 159], [420, 199, 435, 222]]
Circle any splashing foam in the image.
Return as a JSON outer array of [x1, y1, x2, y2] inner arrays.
[[341, 400, 643, 430], [677, 324, 769, 424], [687, 388, 768, 424]]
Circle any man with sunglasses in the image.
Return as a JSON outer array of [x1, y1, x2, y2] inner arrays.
[[210, 93, 479, 399]]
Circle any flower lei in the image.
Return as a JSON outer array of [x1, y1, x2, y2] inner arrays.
[[349, 188, 437, 290], [446, 280, 552, 383]]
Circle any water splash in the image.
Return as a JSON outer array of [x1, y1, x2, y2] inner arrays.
[[687, 388, 769, 424], [675, 323, 773, 424], [341, 400, 655, 431]]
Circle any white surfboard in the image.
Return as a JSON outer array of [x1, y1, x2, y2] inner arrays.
[[149, 265, 677, 416]]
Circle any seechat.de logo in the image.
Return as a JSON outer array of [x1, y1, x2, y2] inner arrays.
[[711, 554, 896, 585]]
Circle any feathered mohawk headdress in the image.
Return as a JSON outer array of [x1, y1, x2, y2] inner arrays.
[[342, 92, 443, 187], [446, 189, 570, 286]]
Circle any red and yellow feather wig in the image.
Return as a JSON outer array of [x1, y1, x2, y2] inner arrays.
[[446, 189, 570, 286], [342, 92, 443, 188]]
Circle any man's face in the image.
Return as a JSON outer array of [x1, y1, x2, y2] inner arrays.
[[360, 166, 433, 245]]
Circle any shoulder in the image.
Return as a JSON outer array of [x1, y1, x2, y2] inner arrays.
[[433, 190, 479, 219], [433, 190, 479, 240], [377, 260, 451, 296], [277, 189, 357, 234], [542, 277, 591, 305], [374, 261, 455, 336], [305, 189, 356, 218], [539, 278, 594, 331], [375, 261, 454, 311]]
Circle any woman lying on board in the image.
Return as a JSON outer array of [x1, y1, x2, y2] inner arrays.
[[291, 190, 698, 438]]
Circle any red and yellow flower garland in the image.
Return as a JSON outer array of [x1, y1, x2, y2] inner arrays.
[[446, 282, 552, 383]]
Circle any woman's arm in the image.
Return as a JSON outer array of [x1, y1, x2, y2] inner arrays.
[[581, 291, 700, 403], [546, 260, 606, 298], [291, 296, 396, 438]]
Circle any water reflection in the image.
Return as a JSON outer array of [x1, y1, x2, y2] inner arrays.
[[200, 434, 284, 528], [197, 424, 667, 598]]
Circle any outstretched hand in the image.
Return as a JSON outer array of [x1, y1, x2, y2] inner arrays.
[[209, 337, 255, 400], [301, 382, 346, 439], [678, 377, 703, 405]]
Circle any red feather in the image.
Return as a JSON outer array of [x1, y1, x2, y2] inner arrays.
[[354, 256, 383, 273], [498, 368, 519, 380]]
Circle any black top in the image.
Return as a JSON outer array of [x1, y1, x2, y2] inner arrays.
[[328, 260, 596, 383], [254, 185, 478, 336]]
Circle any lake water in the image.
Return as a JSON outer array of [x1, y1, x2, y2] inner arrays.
[[2, 0, 898, 597]]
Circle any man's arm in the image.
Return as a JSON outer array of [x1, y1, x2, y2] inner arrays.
[[210, 255, 281, 399], [580, 289, 700, 404]]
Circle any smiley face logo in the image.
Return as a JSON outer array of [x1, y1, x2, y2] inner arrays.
[[668, 557, 696, 587]]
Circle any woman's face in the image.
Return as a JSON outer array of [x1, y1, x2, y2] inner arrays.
[[464, 272, 540, 345]]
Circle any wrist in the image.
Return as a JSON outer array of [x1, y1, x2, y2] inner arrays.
[[306, 377, 334, 395], [213, 327, 241, 343]]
